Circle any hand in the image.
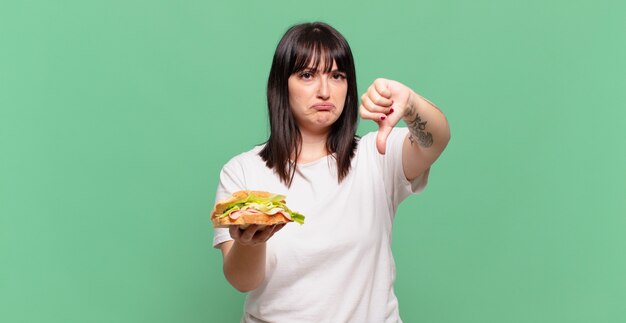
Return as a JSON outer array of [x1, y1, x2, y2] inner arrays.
[[229, 224, 286, 246], [359, 78, 416, 154]]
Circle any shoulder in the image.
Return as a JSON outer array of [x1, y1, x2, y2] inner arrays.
[[222, 144, 265, 170], [216, 145, 268, 199]]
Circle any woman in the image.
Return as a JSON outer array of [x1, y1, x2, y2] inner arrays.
[[213, 22, 450, 322]]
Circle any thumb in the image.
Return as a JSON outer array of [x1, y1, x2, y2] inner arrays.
[[376, 124, 393, 155]]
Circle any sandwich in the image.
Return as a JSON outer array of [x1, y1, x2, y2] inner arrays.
[[211, 190, 305, 228]]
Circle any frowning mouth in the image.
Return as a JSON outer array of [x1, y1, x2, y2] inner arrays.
[[311, 103, 334, 111]]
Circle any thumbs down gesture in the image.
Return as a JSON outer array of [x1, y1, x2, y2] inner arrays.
[[359, 78, 417, 154]]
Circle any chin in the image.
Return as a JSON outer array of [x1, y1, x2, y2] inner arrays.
[[314, 116, 338, 127]]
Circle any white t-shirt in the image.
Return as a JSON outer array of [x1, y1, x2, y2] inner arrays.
[[212, 128, 429, 323]]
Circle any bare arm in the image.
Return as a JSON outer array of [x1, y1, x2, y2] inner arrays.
[[401, 91, 450, 181], [218, 224, 285, 293]]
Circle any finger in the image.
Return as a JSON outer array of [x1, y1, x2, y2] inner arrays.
[[374, 78, 392, 99], [240, 224, 260, 243], [365, 85, 393, 107], [255, 225, 276, 242], [268, 223, 286, 238], [376, 124, 393, 155], [360, 94, 393, 114], [229, 225, 241, 240], [360, 104, 388, 122]]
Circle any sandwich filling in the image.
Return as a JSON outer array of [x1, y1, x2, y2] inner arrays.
[[216, 192, 305, 224]]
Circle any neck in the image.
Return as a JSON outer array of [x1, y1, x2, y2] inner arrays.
[[296, 128, 330, 164]]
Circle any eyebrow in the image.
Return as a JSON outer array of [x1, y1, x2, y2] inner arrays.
[[302, 67, 344, 73]]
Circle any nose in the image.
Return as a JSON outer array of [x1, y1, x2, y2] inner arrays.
[[316, 78, 330, 100]]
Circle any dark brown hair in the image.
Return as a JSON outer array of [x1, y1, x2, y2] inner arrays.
[[259, 22, 359, 187]]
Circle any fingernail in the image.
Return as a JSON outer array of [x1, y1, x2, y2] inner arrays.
[[380, 115, 386, 120], [389, 108, 394, 114]]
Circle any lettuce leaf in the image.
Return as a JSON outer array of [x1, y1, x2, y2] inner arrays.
[[227, 193, 286, 206], [290, 212, 305, 225]]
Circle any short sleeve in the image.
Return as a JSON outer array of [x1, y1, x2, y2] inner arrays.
[[211, 157, 247, 248], [377, 127, 430, 207]]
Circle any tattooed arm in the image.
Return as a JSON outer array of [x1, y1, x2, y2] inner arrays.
[[401, 91, 450, 181], [360, 78, 450, 181]]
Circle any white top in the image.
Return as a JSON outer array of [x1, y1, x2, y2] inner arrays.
[[212, 128, 429, 323]]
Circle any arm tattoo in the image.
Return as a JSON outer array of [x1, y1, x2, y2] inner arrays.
[[406, 112, 434, 148]]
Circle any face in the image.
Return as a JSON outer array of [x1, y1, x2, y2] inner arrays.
[[287, 60, 347, 134]]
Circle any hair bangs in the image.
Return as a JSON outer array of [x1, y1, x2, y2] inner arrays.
[[290, 33, 348, 75]]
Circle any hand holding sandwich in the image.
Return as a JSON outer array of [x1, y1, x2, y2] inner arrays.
[[212, 190, 305, 292], [228, 224, 286, 246]]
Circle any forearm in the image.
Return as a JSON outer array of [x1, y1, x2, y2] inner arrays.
[[401, 91, 450, 179], [404, 91, 449, 149], [222, 242, 266, 292]]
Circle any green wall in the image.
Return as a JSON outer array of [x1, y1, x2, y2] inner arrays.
[[1, 0, 625, 322]]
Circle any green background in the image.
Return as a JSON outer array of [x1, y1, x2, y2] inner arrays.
[[1, 0, 625, 322]]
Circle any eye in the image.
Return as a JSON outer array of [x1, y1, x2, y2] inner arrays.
[[300, 71, 314, 79], [332, 72, 347, 80]]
